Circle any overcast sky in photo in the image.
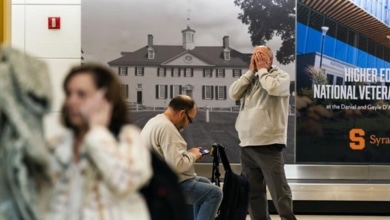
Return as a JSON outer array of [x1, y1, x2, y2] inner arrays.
[[82, 0, 295, 80]]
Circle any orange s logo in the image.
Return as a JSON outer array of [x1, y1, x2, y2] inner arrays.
[[349, 128, 365, 150]]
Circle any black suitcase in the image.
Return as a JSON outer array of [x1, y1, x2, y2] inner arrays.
[[211, 143, 249, 220]]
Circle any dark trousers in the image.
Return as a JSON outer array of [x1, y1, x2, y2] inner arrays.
[[241, 144, 296, 220]]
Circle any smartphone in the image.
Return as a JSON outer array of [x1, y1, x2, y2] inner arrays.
[[200, 149, 210, 156]]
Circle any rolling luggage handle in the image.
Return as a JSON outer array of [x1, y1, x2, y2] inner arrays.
[[211, 143, 231, 187]]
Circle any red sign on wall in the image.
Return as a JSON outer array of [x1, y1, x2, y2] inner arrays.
[[48, 17, 60, 29]]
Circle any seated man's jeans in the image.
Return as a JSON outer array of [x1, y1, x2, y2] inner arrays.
[[180, 176, 223, 220]]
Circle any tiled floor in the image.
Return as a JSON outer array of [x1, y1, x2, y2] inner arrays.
[[245, 215, 389, 220]]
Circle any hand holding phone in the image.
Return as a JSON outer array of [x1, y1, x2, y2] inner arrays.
[[200, 149, 210, 156]]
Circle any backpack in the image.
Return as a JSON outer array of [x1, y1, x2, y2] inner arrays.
[[211, 143, 249, 220], [140, 150, 188, 220]]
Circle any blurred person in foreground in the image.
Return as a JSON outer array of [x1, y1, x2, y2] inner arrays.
[[229, 46, 297, 220], [45, 63, 152, 220], [0, 45, 52, 220], [141, 95, 222, 220]]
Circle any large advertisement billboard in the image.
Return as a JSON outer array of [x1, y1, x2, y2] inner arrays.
[[82, 0, 296, 164], [296, 0, 390, 163]]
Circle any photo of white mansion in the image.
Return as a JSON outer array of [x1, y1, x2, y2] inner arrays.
[[108, 25, 250, 109]]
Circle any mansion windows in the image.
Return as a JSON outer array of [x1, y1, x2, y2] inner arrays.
[[155, 85, 182, 99], [184, 68, 194, 77], [124, 66, 239, 101], [154, 67, 241, 78], [171, 85, 182, 98], [172, 68, 181, 77], [216, 69, 225, 78], [233, 69, 242, 77], [157, 67, 166, 77], [202, 85, 227, 100], [157, 67, 194, 77], [155, 84, 226, 100], [203, 68, 212, 77], [156, 85, 168, 99], [121, 66, 237, 78], [121, 84, 128, 98], [119, 67, 127, 76], [135, 67, 144, 76]]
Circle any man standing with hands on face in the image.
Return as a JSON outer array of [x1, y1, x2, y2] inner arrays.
[[229, 46, 296, 220]]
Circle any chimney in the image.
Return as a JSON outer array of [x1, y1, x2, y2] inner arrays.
[[147, 34, 155, 59], [223, 36, 229, 49], [148, 34, 153, 48], [223, 36, 231, 61]]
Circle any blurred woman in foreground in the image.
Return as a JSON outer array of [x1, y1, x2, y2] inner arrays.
[[45, 63, 152, 220]]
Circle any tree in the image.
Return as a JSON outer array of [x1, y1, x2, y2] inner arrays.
[[234, 0, 295, 65]]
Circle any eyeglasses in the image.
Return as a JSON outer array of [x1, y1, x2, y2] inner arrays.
[[185, 111, 193, 124]]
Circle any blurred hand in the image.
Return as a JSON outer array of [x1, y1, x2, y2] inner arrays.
[[188, 147, 203, 160], [81, 90, 112, 129]]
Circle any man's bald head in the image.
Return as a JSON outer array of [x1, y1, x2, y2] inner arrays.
[[168, 95, 196, 112]]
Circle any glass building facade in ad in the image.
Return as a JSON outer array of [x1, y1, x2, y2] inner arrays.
[[296, 0, 390, 164], [297, 0, 390, 91], [351, 0, 390, 25]]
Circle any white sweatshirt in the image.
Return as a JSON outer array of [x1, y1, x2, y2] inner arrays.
[[229, 66, 290, 147]]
